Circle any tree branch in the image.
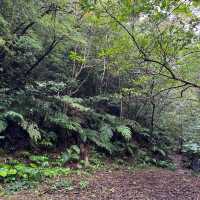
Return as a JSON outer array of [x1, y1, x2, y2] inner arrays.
[[99, 0, 146, 57], [24, 38, 60, 77], [100, 0, 200, 89], [153, 83, 187, 98]]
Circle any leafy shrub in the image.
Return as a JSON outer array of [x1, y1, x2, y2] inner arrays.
[[182, 142, 200, 170], [182, 142, 200, 156], [61, 145, 80, 164], [0, 93, 171, 168], [99, 124, 114, 153], [49, 113, 83, 134], [0, 111, 42, 144], [0, 161, 70, 182]]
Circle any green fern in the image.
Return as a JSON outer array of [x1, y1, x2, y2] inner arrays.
[[80, 128, 99, 143], [49, 113, 83, 134], [116, 125, 132, 141], [1, 110, 42, 143], [59, 96, 91, 112], [22, 121, 41, 143], [80, 128, 114, 153], [39, 139, 54, 147], [80, 125, 115, 153], [61, 145, 80, 164], [99, 124, 114, 153], [39, 131, 57, 148], [4, 111, 24, 123], [49, 113, 68, 126], [124, 119, 143, 132], [100, 124, 113, 142], [66, 120, 83, 134], [152, 146, 166, 157]]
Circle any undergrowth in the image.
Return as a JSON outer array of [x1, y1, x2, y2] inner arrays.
[[0, 149, 175, 196]]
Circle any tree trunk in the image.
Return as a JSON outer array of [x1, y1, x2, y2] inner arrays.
[[80, 143, 90, 167]]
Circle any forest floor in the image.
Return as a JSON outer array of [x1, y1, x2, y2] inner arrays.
[[4, 154, 200, 200]]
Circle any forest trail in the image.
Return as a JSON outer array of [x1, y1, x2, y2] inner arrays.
[[6, 155, 200, 200], [169, 153, 192, 175]]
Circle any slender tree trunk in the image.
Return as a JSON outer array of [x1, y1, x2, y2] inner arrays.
[[150, 79, 156, 134], [80, 143, 90, 167], [150, 101, 156, 134]]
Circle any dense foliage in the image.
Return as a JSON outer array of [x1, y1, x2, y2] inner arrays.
[[0, 0, 200, 186]]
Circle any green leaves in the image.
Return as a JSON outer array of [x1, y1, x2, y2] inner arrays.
[[84, 124, 114, 154], [0, 169, 11, 178], [0, 120, 7, 134], [192, 0, 200, 6], [14, 36, 42, 52], [0, 37, 6, 47], [69, 51, 86, 64], [152, 146, 166, 157], [61, 145, 80, 164], [29, 155, 49, 164], [0, 164, 18, 178], [0, 155, 71, 182], [182, 142, 200, 156], [49, 112, 83, 134], [80, 128, 98, 143], [0, 15, 10, 36], [1, 111, 42, 143], [174, 4, 192, 16], [22, 121, 41, 143], [4, 111, 24, 124], [100, 124, 113, 141], [116, 125, 132, 141], [0, 168, 17, 178]]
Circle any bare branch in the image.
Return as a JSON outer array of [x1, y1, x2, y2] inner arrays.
[[153, 83, 187, 98]]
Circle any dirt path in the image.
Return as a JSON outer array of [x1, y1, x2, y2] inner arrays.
[[5, 167, 200, 200], [169, 153, 192, 175]]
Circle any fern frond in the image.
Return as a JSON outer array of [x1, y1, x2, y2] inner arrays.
[[100, 124, 113, 142], [22, 121, 41, 143], [124, 119, 143, 132], [59, 96, 91, 112], [4, 111, 24, 123], [80, 128, 98, 143], [66, 120, 83, 133], [116, 125, 132, 141], [49, 113, 83, 134], [99, 124, 114, 153]]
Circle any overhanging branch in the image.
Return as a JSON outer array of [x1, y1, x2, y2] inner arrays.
[[100, 0, 200, 89]]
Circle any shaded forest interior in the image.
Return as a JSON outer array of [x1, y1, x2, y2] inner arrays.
[[0, 0, 200, 198]]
